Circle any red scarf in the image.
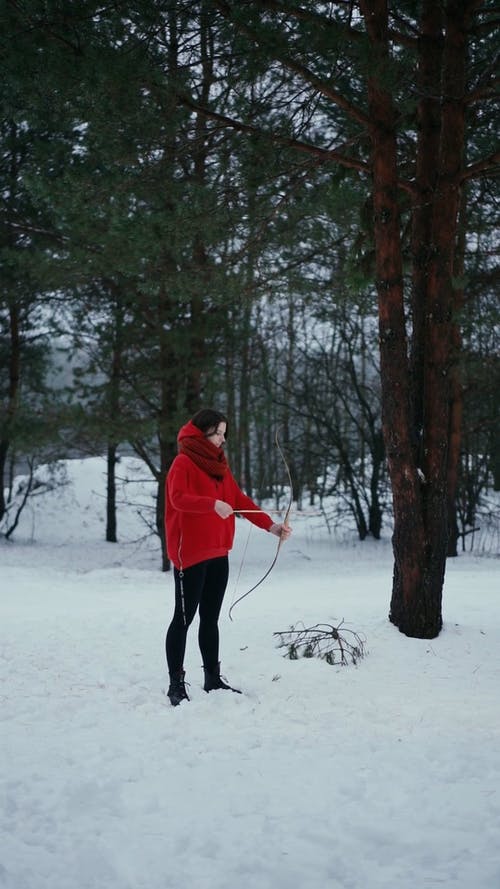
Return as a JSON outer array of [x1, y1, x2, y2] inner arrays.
[[178, 434, 228, 480]]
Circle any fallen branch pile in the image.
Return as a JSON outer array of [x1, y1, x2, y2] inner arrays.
[[273, 621, 367, 666]]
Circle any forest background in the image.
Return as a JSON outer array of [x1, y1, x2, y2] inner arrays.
[[1, 1, 498, 639]]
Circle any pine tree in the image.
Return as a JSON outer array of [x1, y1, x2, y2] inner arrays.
[[188, 0, 500, 637]]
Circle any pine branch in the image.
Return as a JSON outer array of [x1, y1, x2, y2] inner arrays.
[[179, 92, 370, 175], [273, 621, 367, 666]]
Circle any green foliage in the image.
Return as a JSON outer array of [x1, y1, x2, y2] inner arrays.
[[0, 0, 497, 561]]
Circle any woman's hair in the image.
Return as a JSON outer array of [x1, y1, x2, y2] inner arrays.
[[191, 408, 228, 438]]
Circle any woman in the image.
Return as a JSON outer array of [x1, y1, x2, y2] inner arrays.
[[165, 408, 291, 706]]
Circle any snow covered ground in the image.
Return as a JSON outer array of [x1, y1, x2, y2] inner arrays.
[[1, 457, 499, 889]]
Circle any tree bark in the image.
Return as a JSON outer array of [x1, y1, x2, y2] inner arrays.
[[0, 302, 21, 524], [447, 186, 468, 556], [361, 0, 432, 635], [106, 442, 118, 543], [360, 0, 472, 636]]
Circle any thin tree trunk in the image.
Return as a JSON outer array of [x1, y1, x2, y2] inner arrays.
[[447, 185, 468, 556], [106, 442, 118, 542], [156, 468, 169, 572], [1, 129, 21, 524], [0, 302, 21, 523], [0, 441, 10, 523], [105, 292, 124, 543]]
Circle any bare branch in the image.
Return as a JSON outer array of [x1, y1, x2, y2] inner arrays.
[[179, 92, 370, 174], [462, 150, 500, 182], [274, 621, 367, 666], [212, 0, 371, 128]]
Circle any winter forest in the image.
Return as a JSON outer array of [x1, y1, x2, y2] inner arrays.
[[1, 1, 499, 638], [2, 5, 500, 889]]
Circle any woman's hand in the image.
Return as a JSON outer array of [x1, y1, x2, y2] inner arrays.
[[269, 522, 292, 540], [214, 499, 233, 519]]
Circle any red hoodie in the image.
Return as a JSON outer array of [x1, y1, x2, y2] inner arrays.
[[165, 421, 274, 570]]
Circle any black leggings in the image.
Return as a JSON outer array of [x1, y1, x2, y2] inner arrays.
[[165, 556, 229, 675]]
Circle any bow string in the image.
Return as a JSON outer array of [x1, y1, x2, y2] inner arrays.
[[228, 430, 293, 621]]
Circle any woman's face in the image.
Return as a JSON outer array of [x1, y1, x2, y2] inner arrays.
[[206, 422, 227, 447]]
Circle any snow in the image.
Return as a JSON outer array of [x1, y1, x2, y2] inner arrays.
[[1, 457, 500, 889]]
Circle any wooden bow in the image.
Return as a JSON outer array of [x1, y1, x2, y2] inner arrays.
[[228, 430, 293, 621]]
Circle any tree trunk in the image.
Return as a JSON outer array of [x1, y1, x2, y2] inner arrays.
[[1, 132, 21, 524], [106, 442, 118, 542], [158, 280, 179, 573], [447, 185, 467, 558], [389, 0, 472, 635], [388, 0, 446, 633], [0, 301, 21, 523], [368, 429, 385, 540], [360, 0, 426, 632], [0, 440, 9, 523], [105, 292, 124, 544], [360, 0, 471, 637], [156, 468, 170, 573]]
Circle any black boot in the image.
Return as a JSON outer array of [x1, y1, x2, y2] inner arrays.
[[203, 663, 242, 694], [167, 670, 190, 706]]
